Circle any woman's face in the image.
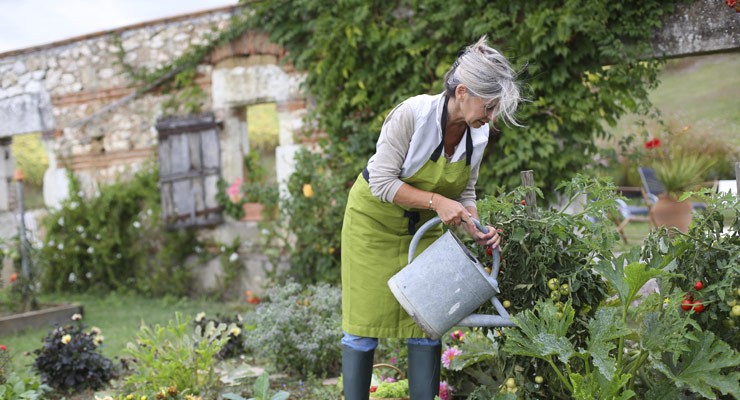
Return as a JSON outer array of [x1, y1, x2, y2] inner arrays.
[[457, 87, 497, 129]]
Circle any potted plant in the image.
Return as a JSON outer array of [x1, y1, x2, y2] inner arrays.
[[648, 144, 715, 232], [216, 153, 279, 221]]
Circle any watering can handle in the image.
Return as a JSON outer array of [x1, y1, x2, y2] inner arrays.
[[407, 216, 501, 279]]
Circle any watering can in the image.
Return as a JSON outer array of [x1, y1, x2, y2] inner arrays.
[[387, 216, 515, 340]]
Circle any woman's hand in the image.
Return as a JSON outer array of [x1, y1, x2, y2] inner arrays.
[[465, 221, 502, 248]]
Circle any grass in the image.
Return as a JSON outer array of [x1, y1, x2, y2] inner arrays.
[[2, 292, 252, 375]]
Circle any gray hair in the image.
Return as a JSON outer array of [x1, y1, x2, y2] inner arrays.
[[444, 35, 521, 127]]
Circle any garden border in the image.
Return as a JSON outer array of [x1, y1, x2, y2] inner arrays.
[[0, 303, 84, 335]]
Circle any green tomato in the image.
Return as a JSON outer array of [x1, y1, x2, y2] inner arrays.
[[503, 300, 511, 308], [732, 305, 740, 317], [550, 290, 562, 301], [505, 378, 516, 389], [555, 301, 565, 311], [559, 283, 570, 296], [534, 376, 544, 384], [727, 299, 737, 307], [547, 278, 559, 291]]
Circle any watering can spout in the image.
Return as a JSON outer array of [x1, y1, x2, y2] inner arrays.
[[457, 314, 517, 328]]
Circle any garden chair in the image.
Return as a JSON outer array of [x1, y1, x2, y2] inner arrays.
[[613, 198, 650, 244]]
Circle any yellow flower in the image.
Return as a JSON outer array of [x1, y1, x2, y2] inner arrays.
[[302, 183, 314, 198], [230, 327, 242, 337], [195, 312, 206, 322], [61, 334, 72, 344], [93, 335, 105, 345]]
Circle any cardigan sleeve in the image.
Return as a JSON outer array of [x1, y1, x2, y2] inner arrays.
[[366, 103, 415, 203]]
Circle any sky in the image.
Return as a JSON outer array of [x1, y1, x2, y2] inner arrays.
[[0, 0, 238, 53]]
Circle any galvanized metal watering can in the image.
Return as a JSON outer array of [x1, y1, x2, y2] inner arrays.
[[387, 216, 515, 340]]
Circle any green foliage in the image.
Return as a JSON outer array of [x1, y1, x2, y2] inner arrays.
[[122, 313, 233, 397], [0, 372, 50, 400], [11, 133, 48, 187], [1, 235, 39, 313], [243, 280, 342, 377], [262, 149, 347, 285], [222, 371, 290, 400], [642, 191, 740, 349], [37, 167, 198, 297], [474, 175, 618, 336], [247, 0, 684, 197], [32, 316, 117, 393], [373, 379, 409, 398]]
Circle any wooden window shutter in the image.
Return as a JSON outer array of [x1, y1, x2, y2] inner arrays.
[[156, 113, 223, 229]]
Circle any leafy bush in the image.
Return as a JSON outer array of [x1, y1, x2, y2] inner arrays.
[[642, 191, 740, 349], [32, 315, 117, 393], [261, 149, 347, 285], [243, 280, 342, 377], [121, 313, 233, 398], [37, 167, 198, 297], [0, 372, 50, 399], [192, 312, 248, 359]]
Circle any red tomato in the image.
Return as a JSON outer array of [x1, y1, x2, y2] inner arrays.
[[520, 199, 526, 206], [693, 300, 705, 313], [486, 246, 493, 256], [681, 299, 693, 311], [694, 281, 704, 291]]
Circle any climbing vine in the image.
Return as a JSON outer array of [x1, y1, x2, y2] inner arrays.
[[111, 4, 254, 115], [246, 0, 689, 196]]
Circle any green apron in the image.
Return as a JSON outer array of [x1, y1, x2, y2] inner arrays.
[[341, 102, 474, 338]]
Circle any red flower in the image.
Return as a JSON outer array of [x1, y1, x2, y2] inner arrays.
[[9, 273, 17, 283], [727, 0, 736, 7], [369, 386, 378, 393], [644, 138, 661, 149], [0, 345, 7, 351]]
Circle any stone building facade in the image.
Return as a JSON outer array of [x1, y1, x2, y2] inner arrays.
[[0, 5, 307, 294], [0, 4, 306, 210]]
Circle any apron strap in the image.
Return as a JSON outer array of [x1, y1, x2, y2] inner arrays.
[[465, 126, 473, 166], [403, 210, 421, 235], [431, 95, 472, 164]]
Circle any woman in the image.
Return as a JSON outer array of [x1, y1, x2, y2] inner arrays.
[[341, 35, 521, 399]]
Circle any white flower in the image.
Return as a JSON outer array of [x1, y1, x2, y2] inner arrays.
[[58, 217, 64, 226], [146, 209, 152, 216], [93, 335, 104, 345], [95, 234, 101, 240], [48, 240, 55, 247], [76, 225, 84, 233], [70, 201, 79, 209], [90, 326, 101, 335], [220, 246, 225, 252], [77, 190, 84, 197], [195, 246, 202, 253], [61, 334, 72, 344], [229, 252, 239, 263], [133, 221, 141, 229], [68, 272, 76, 283], [87, 247, 94, 254], [86, 272, 93, 279], [195, 312, 206, 322], [116, 253, 122, 259], [71, 313, 82, 321], [58, 243, 64, 250]]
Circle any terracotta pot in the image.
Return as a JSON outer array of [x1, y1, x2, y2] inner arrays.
[[651, 194, 693, 233], [241, 202, 264, 221]]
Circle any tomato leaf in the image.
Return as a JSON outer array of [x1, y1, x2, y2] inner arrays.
[[650, 330, 740, 399]]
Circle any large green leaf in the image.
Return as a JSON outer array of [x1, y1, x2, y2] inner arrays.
[[651, 331, 740, 399], [569, 369, 635, 400], [584, 307, 632, 381], [504, 301, 575, 363], [594, 251, 676, 307]]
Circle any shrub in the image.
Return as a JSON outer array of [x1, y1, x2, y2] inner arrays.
[[192, 312, 248, 359], [32, 314, 117, 393], [642, 190, 740, 349], [0, 372, 50, 399], [243, 280, 342, 377], [121, 313, 233, 398], [261, 149, 347, 285], [37, 167, 198, 297]]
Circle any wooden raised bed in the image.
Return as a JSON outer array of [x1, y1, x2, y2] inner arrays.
[[0, 303, 84, 335]]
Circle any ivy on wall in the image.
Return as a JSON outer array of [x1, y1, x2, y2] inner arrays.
[[246, 0, 689, 195]]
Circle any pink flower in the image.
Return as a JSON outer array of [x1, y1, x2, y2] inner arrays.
[[439, 381, 452, 400], [390, 356, 396, 365], [0, 345, 7, 351], [450, 329, 465, 342], [227, 178, 243, 203], [441, 347, 462, 369]]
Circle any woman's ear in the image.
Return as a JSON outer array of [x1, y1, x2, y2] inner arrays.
[[455, 84, 467, 99]]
